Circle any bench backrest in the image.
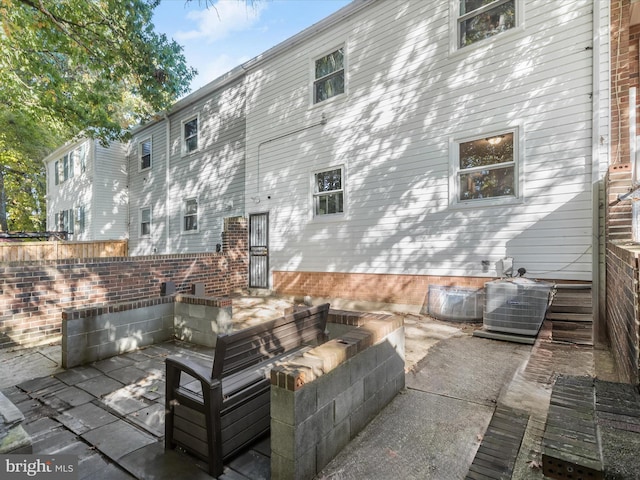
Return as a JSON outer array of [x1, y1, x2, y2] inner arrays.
[[211, 303, 330, 379]]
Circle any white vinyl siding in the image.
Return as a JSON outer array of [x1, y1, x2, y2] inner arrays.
[[245, 0, 599, 281]]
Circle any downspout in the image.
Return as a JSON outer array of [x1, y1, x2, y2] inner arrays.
[[591, 0, 604, 345], [165, 113, 171, 254]]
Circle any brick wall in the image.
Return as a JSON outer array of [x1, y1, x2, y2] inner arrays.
[[611, 0, 632, 166], [605, 243, 640, 384], [0, 217, 248, 349], [273, 271, 490, 307]]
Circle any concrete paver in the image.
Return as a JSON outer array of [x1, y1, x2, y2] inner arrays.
[[81, 419, 156, 461], [0, 296, 637, 479], [55, 402, 119, 434]]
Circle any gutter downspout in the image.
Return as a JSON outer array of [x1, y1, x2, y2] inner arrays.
[[591, 0, 604, 345], [164, 113, 171, 254]]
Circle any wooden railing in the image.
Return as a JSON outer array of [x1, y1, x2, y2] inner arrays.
[[0, 240, 128, 262]]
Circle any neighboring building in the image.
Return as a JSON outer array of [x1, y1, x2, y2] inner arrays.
[[127, 73, 246, 255], [43, 138, 128, 241]]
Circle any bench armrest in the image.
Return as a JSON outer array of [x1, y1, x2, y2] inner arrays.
[[166, 356, 219, 389]]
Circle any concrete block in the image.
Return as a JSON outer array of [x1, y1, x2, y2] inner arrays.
[[316, 418, 350, 472], [271, 419, 295, 460], [64, 318, 88, 337], [360, 392, 380, 428], [271, 449, 315, 480], [364, 364, 385, 399], [379, 375, 400, 410], [349, 344, 376, 385], [87, 327, 116, 347], [271, 383, 317, 426], [294, 402, 333, 455], [98, 342, 119, 360], [188, 303, 206, 319], [385, 352, 405, 384], [316, 362, 351, 409], [334, 379, 364, 425]]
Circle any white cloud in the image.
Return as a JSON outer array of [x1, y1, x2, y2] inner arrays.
[[175, 0, 265, 43], [189, 54, 251, 91]]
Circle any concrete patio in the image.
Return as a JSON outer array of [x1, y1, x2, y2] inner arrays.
[[0, 296, 638, 479]]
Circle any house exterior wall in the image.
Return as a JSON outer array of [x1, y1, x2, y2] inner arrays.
[[245, 0, 604, 298], [44, 138, 127, 242], [128, 120, 169, 255], [92, 141, 128, 240], [128, 78, 246, 256]]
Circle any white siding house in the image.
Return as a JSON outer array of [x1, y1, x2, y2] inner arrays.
[[43, 138, 128, 241], [127, 74, 246, 255], [242, 0, 609, 297]]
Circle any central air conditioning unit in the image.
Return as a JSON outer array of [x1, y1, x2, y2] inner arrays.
[[483, 278, 553, 336]]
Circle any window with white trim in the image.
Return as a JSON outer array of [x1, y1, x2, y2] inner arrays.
[[182, 116, 198, 154], [313, 47, 344, 104], [54, 209, 74, 234], [313, 167, 344, 216], [78, 144, 87, 173], [457, 0, 516, 48], [454, 131, 517, 202], [75, 206, 85, 235], [140, 207, 152, 237], [183, 198, 198, 232], [139, 138, 152, 171]]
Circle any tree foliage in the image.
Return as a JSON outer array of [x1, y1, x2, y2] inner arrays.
[[0, 0, 196, 143], [0, 110, 63, 231], [0, 0, 197, 231]]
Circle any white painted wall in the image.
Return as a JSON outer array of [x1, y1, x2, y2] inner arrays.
[[245, 0, 603, 282], [45, 138, 128, 241]]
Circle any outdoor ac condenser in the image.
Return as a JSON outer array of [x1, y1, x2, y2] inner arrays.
[[483, 278, 553, 336]]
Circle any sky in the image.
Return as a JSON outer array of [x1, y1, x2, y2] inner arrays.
[[153, 0, 353, 95]]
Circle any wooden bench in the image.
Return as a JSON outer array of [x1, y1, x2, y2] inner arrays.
[[165, 303, 330, 477]]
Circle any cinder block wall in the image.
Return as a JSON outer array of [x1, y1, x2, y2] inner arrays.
[[62, 295, 233, 368], [0, 217, 247, 350], [270, 313, 405, 480], [605, 243, 640, 384]]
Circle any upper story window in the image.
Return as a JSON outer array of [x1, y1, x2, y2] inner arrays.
[[182, 116, 198, 154], [458, 0, 516, 48], [140, 207, 152, 237], [77, 144, 87, 173], [54, 152, 74, 186], [454, 130, 517, 203], [313, 167, 344, 216], [183, 198, 198, 232], [314, 47, 344, 104], [139, 138, 152, 171]]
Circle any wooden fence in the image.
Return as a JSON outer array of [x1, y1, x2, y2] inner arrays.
[[0, 240, 128, 262]]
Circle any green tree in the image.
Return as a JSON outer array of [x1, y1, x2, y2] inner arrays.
[[0, 0, 196, 142], [0, 0, 198, 232], [0, 109, 64, 231]]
